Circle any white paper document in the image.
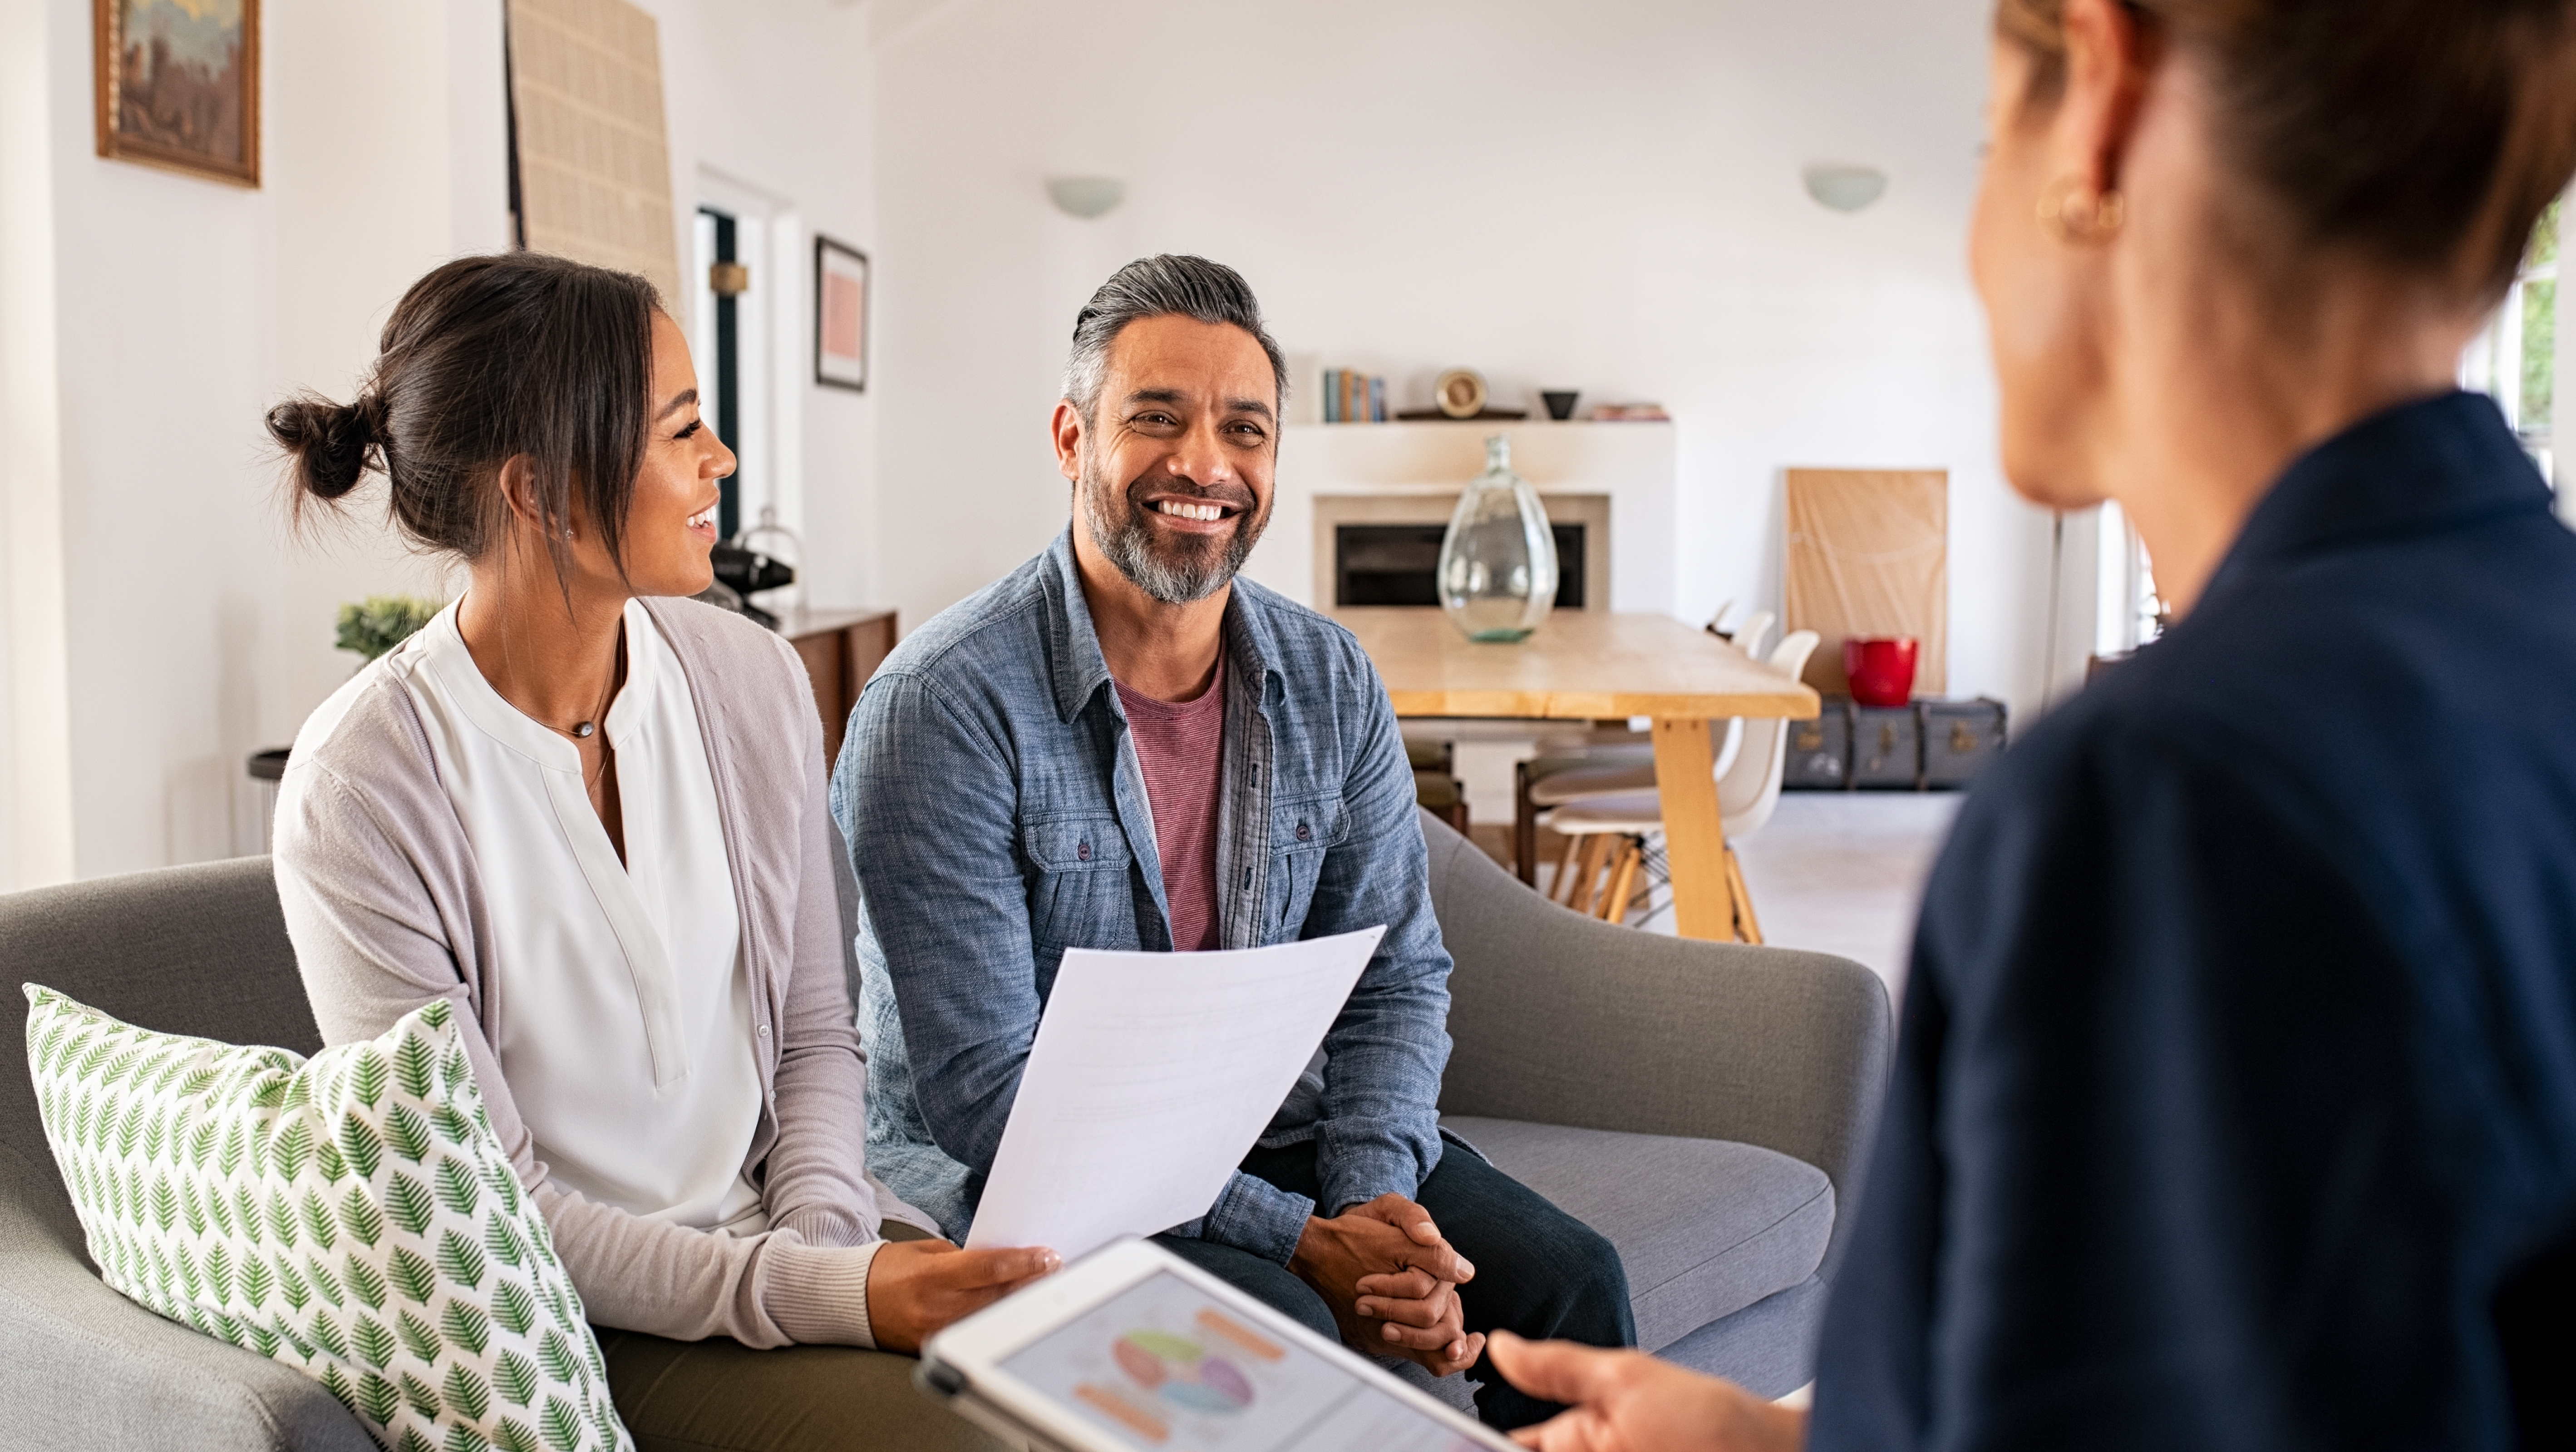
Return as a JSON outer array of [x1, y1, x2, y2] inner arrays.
[[964, 925, 1388, 1260]]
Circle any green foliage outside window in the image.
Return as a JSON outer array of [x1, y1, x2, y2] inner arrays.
[[335, 596, 443, 661], [2524, 200, 2559, 440]]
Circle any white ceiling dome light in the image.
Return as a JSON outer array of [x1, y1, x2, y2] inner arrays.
[[1046, 177, 1127, 219], [1802, 164, 1889, 213]]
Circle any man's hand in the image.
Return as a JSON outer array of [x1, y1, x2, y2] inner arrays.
[[866, 1238, 1061, 1355], [1288, 1192, 1483, 1375], [1486, 1330, 1805, 1452]]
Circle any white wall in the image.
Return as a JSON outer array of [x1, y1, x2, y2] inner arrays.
[[870, 0, 2061, 719]]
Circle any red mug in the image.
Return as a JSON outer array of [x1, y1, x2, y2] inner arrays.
[[1844, 637, 1918, 707]]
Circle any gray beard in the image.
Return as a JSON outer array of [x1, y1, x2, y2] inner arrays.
[[1079, 456, 1266, 606]]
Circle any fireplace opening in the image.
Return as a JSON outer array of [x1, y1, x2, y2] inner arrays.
[[1334, 523, 1586, 608]]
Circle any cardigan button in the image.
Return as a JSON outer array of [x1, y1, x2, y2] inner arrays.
[[757, 1024, 771, 1038]]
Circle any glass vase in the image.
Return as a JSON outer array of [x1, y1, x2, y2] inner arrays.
[[1438, 435, 1559, 641]]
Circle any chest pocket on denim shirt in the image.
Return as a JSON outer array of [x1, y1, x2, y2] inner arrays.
[[1270, 794, 1345, 934], [1023, 815, 1134, 953]]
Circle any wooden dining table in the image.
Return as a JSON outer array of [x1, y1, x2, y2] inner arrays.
[[1333, 607, 1821, 942]]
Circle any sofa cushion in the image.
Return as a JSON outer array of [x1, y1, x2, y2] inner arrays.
[[1441, 1116, 1833, 1352], [25, 985, 630, 1452]]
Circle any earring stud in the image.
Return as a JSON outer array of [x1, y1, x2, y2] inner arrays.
[[2038, 176, 2126, 245]]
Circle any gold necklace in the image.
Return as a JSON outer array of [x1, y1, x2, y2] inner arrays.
[[549, 628, 625, 793]]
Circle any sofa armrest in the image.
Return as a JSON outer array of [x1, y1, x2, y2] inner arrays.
[[0, 1143, 374, 1452], [1419, 810, 1892, 1250]]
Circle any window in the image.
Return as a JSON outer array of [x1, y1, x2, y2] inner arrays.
[[2463, 198, 2560, 479], [692, 206, 748, 542], [689, 179, 805, 560], [2094, 499, 2162, 657]]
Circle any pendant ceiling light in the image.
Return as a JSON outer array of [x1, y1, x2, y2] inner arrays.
[[1046, 177, 1126, 219], [1803, 164, 1889, 213]]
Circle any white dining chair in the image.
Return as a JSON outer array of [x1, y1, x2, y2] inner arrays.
[[1729, 609, 1776, 662], [1521, 608, 1778, 820], [1543, 629, 1823, 937]]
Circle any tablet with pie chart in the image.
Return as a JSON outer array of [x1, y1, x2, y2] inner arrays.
[[922, 1238, 1515, 1452]]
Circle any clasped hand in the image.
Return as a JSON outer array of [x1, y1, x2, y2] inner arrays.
[[1289, 1192, 1483, 1376]]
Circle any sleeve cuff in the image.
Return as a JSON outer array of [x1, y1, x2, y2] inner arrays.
[[1199, 1170, 1315, 1265], [1317, 1142, 1431, 1219], [763, 1236, 885, 1348], [772, 1202, 870, 1249]]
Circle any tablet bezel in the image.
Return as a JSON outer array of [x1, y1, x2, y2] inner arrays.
[[920, 1237, 1519, 1452]]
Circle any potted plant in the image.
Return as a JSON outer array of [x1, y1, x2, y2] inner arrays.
[[334, 595, 443, 662]]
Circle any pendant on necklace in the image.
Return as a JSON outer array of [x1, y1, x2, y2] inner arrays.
[[572, 722, 596, 739]]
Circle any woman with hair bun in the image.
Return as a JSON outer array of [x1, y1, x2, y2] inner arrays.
[[270, 252, 1053, 1452], [1490, 1, 2576, 1448]]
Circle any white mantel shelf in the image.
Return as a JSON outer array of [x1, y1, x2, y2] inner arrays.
[[1245, 420, 1678, 615]]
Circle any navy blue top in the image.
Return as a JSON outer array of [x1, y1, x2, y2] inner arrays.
[[1810, 394, 2576, 1451]]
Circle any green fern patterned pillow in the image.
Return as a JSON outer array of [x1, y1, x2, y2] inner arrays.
[[21, 985, 631, 1452]]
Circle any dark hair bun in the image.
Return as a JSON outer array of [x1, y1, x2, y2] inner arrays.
[[267, 391, 382, 501], [269, 253, 659, 561]]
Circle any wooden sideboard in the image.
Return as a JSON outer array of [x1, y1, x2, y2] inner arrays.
[[785, 607, 898, 766]]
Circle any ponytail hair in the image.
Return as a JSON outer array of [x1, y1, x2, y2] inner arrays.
[[267, 252, 660, 583], [268, 390, 387, 504]]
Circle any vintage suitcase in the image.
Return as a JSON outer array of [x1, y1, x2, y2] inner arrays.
[[1920, 697, 2009, 788], [1850, 703, 1923, 790], [1784, 697, 1852, 790]]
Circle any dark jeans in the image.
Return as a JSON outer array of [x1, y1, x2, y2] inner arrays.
[[1153, 1137, 1635, 1430]]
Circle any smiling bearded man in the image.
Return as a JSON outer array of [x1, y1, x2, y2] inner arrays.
[[829, 255, 1636, 1432], [1076, 399, 1267, 605]]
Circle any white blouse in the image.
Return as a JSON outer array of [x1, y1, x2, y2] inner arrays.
[[401, 600, 768, 1234]]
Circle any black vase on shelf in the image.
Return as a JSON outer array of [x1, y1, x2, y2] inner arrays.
[[1541, 390, 1580, 421]]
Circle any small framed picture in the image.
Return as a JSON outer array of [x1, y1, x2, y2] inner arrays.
[[815, 236, 869, 392], [94, 0, 261, 187]]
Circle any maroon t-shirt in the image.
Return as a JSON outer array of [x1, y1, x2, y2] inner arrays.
[[1113, 657, 1226, 952]]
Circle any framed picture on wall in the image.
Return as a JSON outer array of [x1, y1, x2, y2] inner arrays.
[[815, 236, 869, 391], [94, 0, 261, 187]]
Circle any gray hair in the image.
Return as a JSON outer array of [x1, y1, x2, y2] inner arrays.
[[1062, 255, 1288, 425]]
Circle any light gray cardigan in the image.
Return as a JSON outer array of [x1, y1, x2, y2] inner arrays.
[[273, 596, 893, 1348]]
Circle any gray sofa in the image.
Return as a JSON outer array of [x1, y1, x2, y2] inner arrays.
[[1416, 811, 1889, 1394], [0, 818, 1887, 1449]]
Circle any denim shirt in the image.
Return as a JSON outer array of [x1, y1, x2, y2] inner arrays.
[[830, 529, 1453, 1264]]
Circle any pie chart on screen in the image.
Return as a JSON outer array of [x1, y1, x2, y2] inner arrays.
[[1114, 1330, 1255, 1414]]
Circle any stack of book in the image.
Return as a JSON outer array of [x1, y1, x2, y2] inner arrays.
[[1322, 370, 1388, 423], [1591, 402, 1671, 421]]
